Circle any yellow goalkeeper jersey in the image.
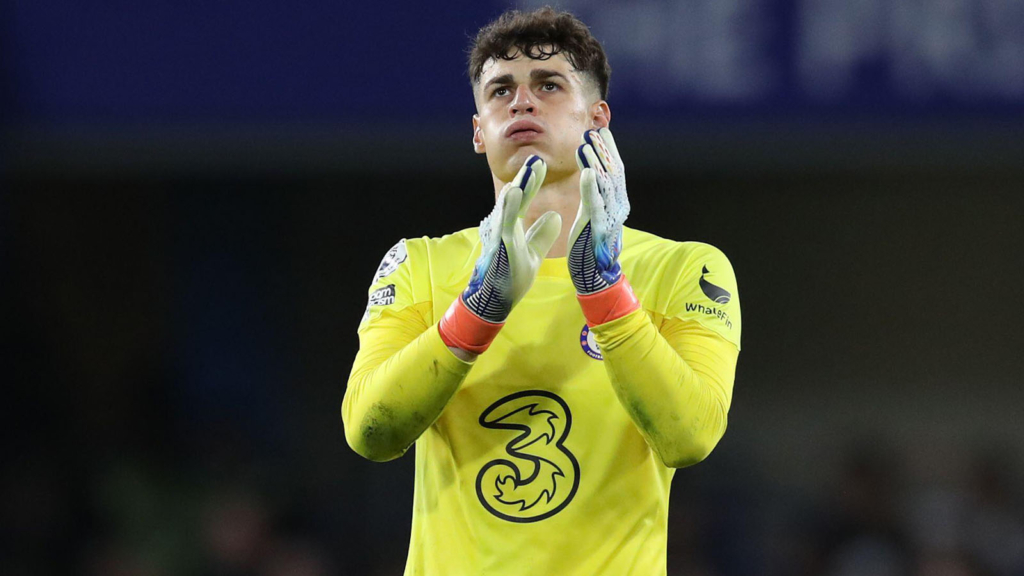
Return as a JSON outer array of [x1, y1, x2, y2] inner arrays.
[[343, 226, 741, 576]]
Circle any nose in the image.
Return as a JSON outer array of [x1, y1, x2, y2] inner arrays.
[[509, 85, 536, 116]]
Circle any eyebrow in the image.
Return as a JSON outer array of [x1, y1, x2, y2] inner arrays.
[[482, 69, 572, 91]]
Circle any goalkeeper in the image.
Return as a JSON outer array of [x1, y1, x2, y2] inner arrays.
[[342, 7, 741, 575]]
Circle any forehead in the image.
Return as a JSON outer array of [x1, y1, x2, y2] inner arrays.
[[479, 50, 580, 84]]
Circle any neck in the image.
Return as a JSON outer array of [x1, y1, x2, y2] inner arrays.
[[493, 170, 580, 258]]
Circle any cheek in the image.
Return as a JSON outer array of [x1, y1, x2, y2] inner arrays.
[[481, 115, 505, 143], [566, 104, 591, 138], [559, 108, 588, 145]]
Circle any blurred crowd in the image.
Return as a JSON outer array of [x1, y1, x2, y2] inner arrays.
[[766, 447, 1024, 576]]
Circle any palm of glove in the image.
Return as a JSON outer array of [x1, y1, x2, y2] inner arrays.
[[463, 155, 562, 323], [568, 128, 630, 295]]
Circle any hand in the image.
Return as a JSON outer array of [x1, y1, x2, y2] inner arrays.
[[568, 128, 630, 295], [464, 154, 562, 320], [439, 155, 562, 354]]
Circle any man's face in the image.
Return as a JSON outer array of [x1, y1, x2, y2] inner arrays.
[[472, 50, 608, 184]]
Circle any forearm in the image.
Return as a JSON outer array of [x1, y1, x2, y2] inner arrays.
[[343, 316, 474, 462], [591, 309, 736, 468]]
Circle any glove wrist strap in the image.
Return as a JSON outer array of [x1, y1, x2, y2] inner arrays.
[[438, 297, 504, 354], [577, 276, 640, 326]]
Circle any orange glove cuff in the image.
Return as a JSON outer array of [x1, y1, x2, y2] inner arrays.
[[577, 276, 641, 327], [438, 297, 505, 354]]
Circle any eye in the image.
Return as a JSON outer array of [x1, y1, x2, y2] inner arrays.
[[541, 82, 559, 92], [492, 86, 510, 98]]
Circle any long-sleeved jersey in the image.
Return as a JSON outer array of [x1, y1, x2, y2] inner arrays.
[[342, 226, 741, 575]]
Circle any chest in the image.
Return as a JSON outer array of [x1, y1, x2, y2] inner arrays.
[[434, 277, 609, 391], [433, 278, 632, 450]]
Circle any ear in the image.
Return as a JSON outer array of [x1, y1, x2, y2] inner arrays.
[[590, 101, 611, 129], [472, 114, 486, 154]]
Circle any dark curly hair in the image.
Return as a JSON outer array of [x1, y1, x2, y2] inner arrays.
[[468, 7, 611, 100]]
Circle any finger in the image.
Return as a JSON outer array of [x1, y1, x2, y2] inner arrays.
[[576, 143, 604, 176], [579, 167, 600, 213], [576, 143, 590, 171], [511, 155, 542, 194], [511, 154, 541, 190], [501, 186, 523, 236], [482, 183, 513, 248], [516, 155, 547, 217], [583, 130, 615, 175], [596, 127, 623, 172], [580, 143, 606, 179], [525, 211, 562, 257]]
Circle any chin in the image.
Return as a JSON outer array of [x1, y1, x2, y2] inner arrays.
[[488, 148, 538, 180], [510, 147, 543, 165]]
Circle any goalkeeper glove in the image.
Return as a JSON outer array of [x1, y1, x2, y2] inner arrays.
[[438, 155, 562, 354], [569, 128, 641, 326]]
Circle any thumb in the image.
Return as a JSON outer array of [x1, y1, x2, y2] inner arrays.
[[525, 211, 562, 258]]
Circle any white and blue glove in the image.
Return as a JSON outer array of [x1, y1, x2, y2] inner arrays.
[[569, 128, 630, 294], [439, 155, 562, 353], [569, 128, 640, 325]]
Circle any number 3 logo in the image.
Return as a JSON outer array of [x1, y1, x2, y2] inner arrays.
[[475, 390, 581, 523]]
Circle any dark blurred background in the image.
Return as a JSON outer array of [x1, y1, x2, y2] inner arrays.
[[2, 1, 1023, 575]]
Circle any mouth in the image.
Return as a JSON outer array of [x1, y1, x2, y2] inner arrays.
[[508, 130, 542, 142], [505, 120, 544, 141]]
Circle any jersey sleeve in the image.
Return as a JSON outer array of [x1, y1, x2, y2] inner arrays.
[[663, 243, 741, 350], [342, 239, 474, 462], [358, 239, 416, 331], [590, 307, 735, 468], [585, 240, 741, 468]]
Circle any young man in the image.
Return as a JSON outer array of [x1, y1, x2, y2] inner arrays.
[[342, 7, 741, 575]]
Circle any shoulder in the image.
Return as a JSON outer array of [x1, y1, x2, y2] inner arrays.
[[359, 228, 479, 328], [414, 227, 479, 258], [622, 227, 734, 277], [622, 227, 741, 347], [407, 228, 480, 281], [367, 227, 480, 294], [373, 228, 478, 275]]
